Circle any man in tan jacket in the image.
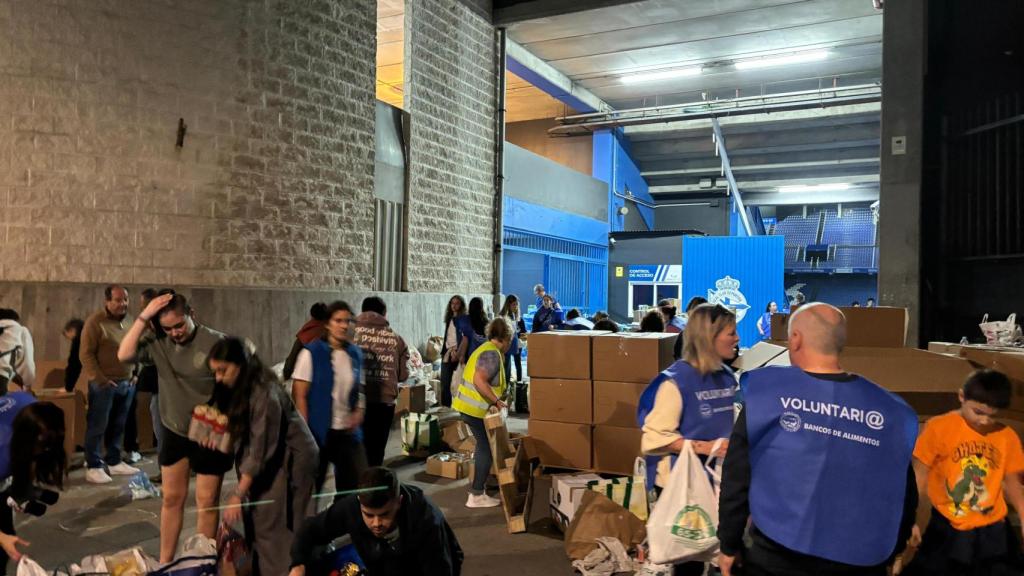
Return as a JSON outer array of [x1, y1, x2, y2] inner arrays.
[[81, 285, 140, 484]]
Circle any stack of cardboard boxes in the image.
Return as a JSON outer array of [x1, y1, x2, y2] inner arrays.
[[527, 330, 677, 475]]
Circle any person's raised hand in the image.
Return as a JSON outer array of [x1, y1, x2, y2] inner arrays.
[[139, 293, 174, 322]]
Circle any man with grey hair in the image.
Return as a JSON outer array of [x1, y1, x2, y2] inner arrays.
[[718, 303, 919, 576]]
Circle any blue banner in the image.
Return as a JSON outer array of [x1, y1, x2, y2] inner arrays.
[[682, 236, 785, 347]]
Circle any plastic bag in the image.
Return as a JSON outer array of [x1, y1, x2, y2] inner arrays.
[[124, 471, 161, 501], [979, 313, 1022, 346], [645, 440, 723, 565], [217, 527, 252, 576], [424, 336, 443, 363], [15, 557, 49, 576]]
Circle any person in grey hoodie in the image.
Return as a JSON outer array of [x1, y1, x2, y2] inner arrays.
[[354, 297, 410, 467]]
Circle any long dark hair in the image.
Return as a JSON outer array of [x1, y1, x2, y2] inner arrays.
[[208, 337, 284, 441], [499, 294, 520, 321], [468, 297, 488, 335], [444, 295, 467, 324], [11, 402, 67, 499]]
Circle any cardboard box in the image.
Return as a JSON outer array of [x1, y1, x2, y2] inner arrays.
[[771, 307, 909, 348], [529, 379, 593, 424], [528, 420, 592, 470], [527, 331, 609, 380], [592, 425, 643, 475], [440, 419, 475, 454], [395, 384, 426, 416], [592, 381, 646, 428], [959, 347, 1024, 412], [550, 472, 603, 531], [425, 452, 473, 479], [35, 360, 87, 391], [928, 342, 965, 355], [741, 346, 973, 416], [592, 332, 677, 384], [34, 389, 86, 458]]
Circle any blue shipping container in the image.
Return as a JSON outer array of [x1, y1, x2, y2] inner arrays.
[[682, 236, 785, 347]]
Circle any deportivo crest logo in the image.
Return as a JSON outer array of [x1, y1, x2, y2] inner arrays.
[[707, 275, 751, 323], [671, 505, 717, 541]]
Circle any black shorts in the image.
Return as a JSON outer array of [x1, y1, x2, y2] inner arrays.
[[158, 424, 234, 476]]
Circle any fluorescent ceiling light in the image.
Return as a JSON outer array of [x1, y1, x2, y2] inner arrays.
[[778, 183, 851, 193], [735, 50, 829, 70], [620, 67, 701, 84]]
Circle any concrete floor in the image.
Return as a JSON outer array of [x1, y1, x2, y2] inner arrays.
[[17, 414, 576, 575]]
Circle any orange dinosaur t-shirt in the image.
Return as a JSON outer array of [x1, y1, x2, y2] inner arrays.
[[915, 411, 1024, 530]]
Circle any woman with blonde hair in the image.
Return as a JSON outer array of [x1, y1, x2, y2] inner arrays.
[[637, 303, 740, 576], [452, 318, 512, 509]]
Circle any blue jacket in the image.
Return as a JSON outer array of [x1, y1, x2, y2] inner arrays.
[[304, 339, 363, 446]]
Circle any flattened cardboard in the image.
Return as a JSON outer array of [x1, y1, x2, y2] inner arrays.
[[928, 342, 965, 355], [592, 332, 678, 384], [770, 307, 909, 348], [734, 342, 788, 373], [527, 331, 610, 380], [528, 420, 592, 470], [592, 381, 647, 428], [592, 425, 643, 476], [530, 379, 593, 424]]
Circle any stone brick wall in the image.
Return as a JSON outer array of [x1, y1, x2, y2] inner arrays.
[[404, 0, 497, 293], [0, 0, 376, 289]]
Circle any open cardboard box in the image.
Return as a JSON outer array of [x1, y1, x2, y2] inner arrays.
[[770, 307, 910, 348], [739, 342, 972, 416]]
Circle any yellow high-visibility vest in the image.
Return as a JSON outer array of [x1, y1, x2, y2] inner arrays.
[[452, 341, 506, 419]]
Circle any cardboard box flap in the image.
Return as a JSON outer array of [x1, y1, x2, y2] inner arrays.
[[960, 347, 1024, 382], [770, 307, 909, 348], [840, 347, 975, 393], [734, 342, 788, 372]]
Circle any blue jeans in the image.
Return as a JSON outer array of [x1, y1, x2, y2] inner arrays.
[[462, 414, 491, 494], [85, 379, 135, 469]]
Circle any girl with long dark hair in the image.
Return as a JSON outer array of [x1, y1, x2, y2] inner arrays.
[[498, 295, 528, 413], [0, 393, 67, 568], [439, 296, 468, 408], [207, 337, 318, 576]]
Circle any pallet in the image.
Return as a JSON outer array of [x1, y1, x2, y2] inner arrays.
[[484, 412, 535, 534]]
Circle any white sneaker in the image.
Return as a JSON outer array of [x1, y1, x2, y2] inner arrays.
[[465, 493, 502, 508], [126, 451, 142, 464], [85, 468, 113, 484], [108, 462, 140, 476]]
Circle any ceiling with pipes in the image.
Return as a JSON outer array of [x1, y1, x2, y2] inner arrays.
[[506, 0, 883, 199]]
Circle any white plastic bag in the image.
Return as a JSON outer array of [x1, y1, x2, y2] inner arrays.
[[15, 557, 49, 576], [645, 440, 723, 565], [979, 313, 1022, 346]]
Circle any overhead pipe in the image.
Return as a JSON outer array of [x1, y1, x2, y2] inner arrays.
[[549, 84, 881, 136], [492, 28, 507, 308]]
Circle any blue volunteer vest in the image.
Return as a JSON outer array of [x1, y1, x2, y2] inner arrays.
[[636, 361, 736, 489], [0, 392, 35, 482], [759, 312, 772, 339], [305, 339, 363, 446], [744, 366, 918, 566]]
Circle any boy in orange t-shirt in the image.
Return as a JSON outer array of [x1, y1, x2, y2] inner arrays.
[[908, 369, 1024, 575]]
